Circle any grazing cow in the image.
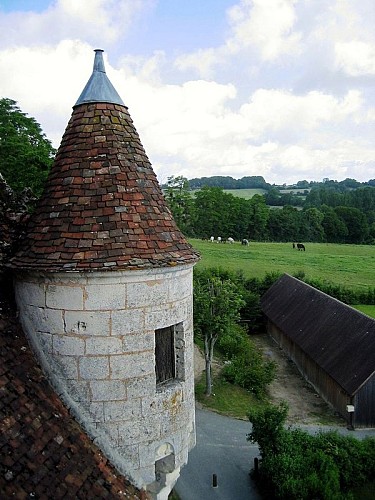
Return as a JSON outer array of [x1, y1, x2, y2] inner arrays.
[[241, 239, 249, 246], [227, 237, 234, 244], [210, 236, 214, 243], [217, 236, 222, 243], [297, 243, 305, 251]]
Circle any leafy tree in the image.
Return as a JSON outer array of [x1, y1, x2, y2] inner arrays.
[[247, 194, 269, 240], [349, 187, 375, 214], [334, 206, 369, 243], [226, 195, 251, 240], [264, 186, 282, 206], [164, 175, 194, 235], [193, 186, 242, 238], [193, 273, 245, 396], [300, 207, 324, 242], [320, 205, 348, 243], [296, 180, 310, 189], [247, 402, 289, 457], [267, 206, 301, 242], [0, 98, 55, 196], [340, 177, 361, 189]]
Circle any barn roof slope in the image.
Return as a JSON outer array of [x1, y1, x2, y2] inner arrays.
[[10, 50, 199, 272], [260, 274, 375, 395]]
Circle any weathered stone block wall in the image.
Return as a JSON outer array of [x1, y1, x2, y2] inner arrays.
[[14, 265, 195, 491]]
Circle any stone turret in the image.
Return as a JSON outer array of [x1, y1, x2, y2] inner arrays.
[[11, 49, 199, 499]]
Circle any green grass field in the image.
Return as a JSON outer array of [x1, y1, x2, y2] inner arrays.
[[223, 188, 267, 199], [189, 239, 375, 293]]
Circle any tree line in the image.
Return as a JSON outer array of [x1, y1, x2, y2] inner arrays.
[[165, 176, 375, 244], [171, 174, 375, 192]]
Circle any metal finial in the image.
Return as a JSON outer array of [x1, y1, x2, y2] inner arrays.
[[74, 49, 124, 107], [93, 49, 105, 73]]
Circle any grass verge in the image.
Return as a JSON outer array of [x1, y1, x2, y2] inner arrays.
[[353, 304, 375, 318], [195, 371, 266, 420]]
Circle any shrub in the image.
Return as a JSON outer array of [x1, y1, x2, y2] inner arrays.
[[315, 431, 375, 491], [222, 339, 276, 398], [240, 290, 264, 333], [247, 402, 289, 456], [216, 323, 248, 358], [263, 444, 341, 500], [248, 403, 375, 499]]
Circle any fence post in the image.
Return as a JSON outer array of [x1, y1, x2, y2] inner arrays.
[[212, 473, 218, 488]]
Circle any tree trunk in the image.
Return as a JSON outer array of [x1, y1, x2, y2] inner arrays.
[[205, 355, 212, 396], [204, 334, 212, 396], [204, 334, 218, 396]]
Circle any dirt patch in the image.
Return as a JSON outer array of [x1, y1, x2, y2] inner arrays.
[[252, 333, 346, 426], [194, 344, 206, 379], [194, 335, 346, 427]]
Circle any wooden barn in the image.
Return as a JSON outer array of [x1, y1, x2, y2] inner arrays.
[[260, 274, 375, 429]]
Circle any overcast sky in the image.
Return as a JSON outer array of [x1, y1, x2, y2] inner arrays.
[[0, 0, 374, 185]]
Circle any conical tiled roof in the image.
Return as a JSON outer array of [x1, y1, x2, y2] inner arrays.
[[11, 50, 199, 272]]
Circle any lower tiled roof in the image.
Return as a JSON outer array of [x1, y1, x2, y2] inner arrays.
[[0, 297, 148, 499]]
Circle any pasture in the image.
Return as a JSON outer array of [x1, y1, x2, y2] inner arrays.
[[222, 188, 267, 199], [189, 239, 375, 293]]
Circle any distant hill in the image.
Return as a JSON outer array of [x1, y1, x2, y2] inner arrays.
[[183, 175, 375, 209], [185, 175, 375, 191], [188, 175, 272, 190]]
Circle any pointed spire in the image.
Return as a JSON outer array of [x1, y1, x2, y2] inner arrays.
[[10, 50, 199, 272], [75, 49, 124, 106]]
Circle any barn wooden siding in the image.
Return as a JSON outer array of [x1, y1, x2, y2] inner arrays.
[[261, 274, 375, 428], [354, 377, 375, 428]]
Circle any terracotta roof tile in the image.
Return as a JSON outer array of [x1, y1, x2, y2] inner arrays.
[[0, 303, 148, 499], [11, 102, 199, 272]]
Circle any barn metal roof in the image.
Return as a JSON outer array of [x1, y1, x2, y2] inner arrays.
[[260, 274, 375, 395], [10, 50, 199, 272]]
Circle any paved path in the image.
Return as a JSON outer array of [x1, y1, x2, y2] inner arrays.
[[175, 407, 261, 500], [175, 407, 375, 500]]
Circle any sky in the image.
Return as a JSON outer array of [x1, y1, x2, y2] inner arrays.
[[0, 0, 374, 185]]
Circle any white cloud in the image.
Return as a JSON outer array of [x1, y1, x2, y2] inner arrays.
[[0, 40, 94, 146], [175, 0, 302, 77], [0, 0, 152, 48], [0, 0, 374, 185], [117, 74, 369, 184], [335, 41, 375, 76], [122, 78, 238, 155], [174, 48, 221, 80], [232, 89, 363, 142], [226, 0, 302, 60]]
